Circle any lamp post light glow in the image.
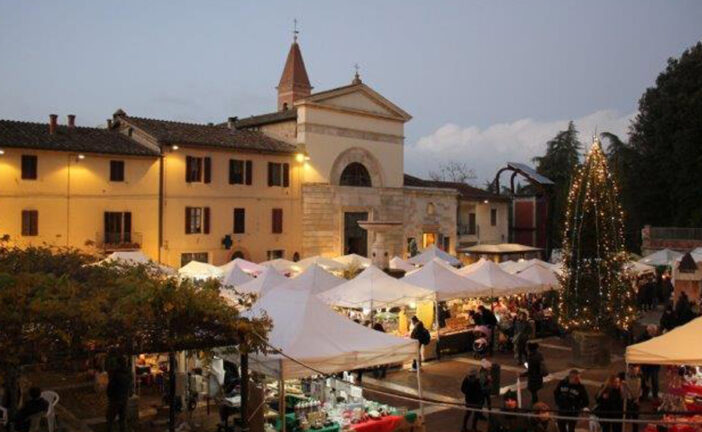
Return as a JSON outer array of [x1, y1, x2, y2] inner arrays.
[[77, 154, 86, 160], [171, 145, 179, 151], [0, 149, 4, 155]]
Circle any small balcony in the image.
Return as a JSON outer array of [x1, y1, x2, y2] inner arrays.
[[458, 224, 478, 236], [95, 231, 142, 252]]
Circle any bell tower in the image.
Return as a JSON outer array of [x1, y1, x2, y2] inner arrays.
[[276, 21, 312, 111]]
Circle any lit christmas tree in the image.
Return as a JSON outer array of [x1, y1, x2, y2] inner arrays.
[[557, 137, 636, 332]]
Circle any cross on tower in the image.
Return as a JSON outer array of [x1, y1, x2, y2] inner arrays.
[[353, 63, 362, 84], [293, 18, 299, 42]]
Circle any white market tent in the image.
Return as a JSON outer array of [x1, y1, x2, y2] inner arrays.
[[407, 245, 461, 267], [458, 259, 536, 296], [219, 258, 266, 275], [638, 249, 683, 267], [259, 258, 297, 274], [96, 251, 176, 275], [241, 286, 418, 379], [293, 255, 346, 272], [403, 258, 490, 300], [622, 261, 656, 276], [514, 263, 560, 292], [179, 260, 224, 280], [333, 253, 371, 269], [287, 264, 345, 295], [318, 265, 434, 309], [390, 256, 416, 272], [221, 265, 254, 287], [626, 317, 702, 365], [237, 267, 289, 297], [498, 260, 522, 274], [501, 258, 556, 275]]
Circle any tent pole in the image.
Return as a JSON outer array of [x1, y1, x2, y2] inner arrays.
[[434, 297, 441, 360], [279, 361, 286, 432], [416, 344, 425, 419]]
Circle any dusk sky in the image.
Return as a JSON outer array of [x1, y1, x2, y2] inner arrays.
[[1, 1, 701, 183]]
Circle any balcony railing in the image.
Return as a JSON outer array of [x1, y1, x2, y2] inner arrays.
[[458, 224, 478, 236], [95, 232, 142, 251]]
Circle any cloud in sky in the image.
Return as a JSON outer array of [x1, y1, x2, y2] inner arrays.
[[405, 109, 635, 185]]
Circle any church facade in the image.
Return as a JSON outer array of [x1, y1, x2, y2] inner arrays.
[[0, 38, 507, 268]]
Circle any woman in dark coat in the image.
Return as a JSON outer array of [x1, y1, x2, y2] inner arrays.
[[595, 375, 624, 432], [520, 342, 546, 406]]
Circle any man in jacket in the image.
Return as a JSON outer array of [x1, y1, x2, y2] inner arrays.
[[461, 369, 486, 432], [553, 369, 589, 432], [410, 316, 429, 371], [106, 356, 132, 432], [488, 390, 528, 432]]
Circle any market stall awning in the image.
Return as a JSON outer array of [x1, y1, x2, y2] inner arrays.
[[333, 253, 371, 269], [287, 264, 346, 295], [458, 258, 537, 296], [407, 245, 461, 267], [221, 264, 254, 287], [237, 266, 289, 296], [259, 258, 297, 274], [389, 256, 415, 272], [402, 258, 490, 300], [622, 261, 656, 276], [293, 255, 346, 272], [638, 249, 683, 267], [626, 317, 702, 365], [318, 265, 434, 309], [514, 263, 560, 292], [458, 243, 543, 254], [219, 257, 266, 275], [96, 251, 176, 275], [241, 286, 418, 379], [179, 260, 224, 280]]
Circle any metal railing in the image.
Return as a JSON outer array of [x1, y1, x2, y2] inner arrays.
[[458, 224, 478, 236], [95, 232, 142, 251]]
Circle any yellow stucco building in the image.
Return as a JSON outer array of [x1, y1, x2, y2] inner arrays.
[[0, 38, 508, 268]]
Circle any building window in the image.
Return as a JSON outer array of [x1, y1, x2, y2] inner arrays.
[[233, 208, 245, 234], [104, 212, 132, 244], [267, 250, 284, 260], [186, 156, 211, 183], [21, 155, 38, 180], [229, 159, 253, 185], [181, 252, 208, 267], [490, 208, 497, 226], [468, 213, 477, 235], [110, 160, 125, 182], [442, 236, 450, 252], [268, 162, 289, 187], [339, 162, 371, 187], [272, 208, 283, 234], [427, 202, 436, 215], [185, 207, 210, 234], [21, 210, 38, 236], [422, 232, 436, 248]]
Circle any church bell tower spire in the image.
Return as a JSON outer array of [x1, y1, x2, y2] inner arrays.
[[276, 19, 312, 111]]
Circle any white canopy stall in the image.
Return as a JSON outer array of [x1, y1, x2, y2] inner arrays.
[[318, 265, 434, 309], [638, 249, 683, 267], [458, 258, 536, 296], [622, 261, 656, 276], [333, 254, 371, 269], [626, 317, 702, 365], [403, 258, 490, 300], [96, 251, 176, 275], [389, 256, 415, 272], [219, 258, 266, 275], [293, 256, 346, 273], [221, 264, 254, 287], [236, 267, 289, 297], [178, 260, 224, 280], [514, 263, 560, 292], [287, 264, 345, 295], [407, 245, 461, 267], [260, 258, 297, 275]]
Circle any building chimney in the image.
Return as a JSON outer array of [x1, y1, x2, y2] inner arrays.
[[49, 114, 58, 135], [227, 116, 238, 129], [107, 119, 113, 129], [67, 114, 76, 128]]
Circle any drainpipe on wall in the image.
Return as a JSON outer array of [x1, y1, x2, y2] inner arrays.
[[158, 154, 164, 263]]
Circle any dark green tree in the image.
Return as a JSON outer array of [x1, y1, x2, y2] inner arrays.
[[628, 42, 702, 228], [532, 121, 582, 249], [558, 139, 636, 332]]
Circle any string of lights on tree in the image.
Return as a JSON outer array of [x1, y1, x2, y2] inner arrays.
[[557, 137, 636, 332]]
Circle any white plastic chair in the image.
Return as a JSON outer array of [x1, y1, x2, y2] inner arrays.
[[40, 390, 59, 432]]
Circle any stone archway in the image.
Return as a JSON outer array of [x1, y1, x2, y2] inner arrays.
[[329, 147, 384, 187]]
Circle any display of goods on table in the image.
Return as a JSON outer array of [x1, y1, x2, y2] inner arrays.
[[643, 414, 702, 432]]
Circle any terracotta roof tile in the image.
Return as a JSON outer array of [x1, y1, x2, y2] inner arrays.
[[0, 119, 158, 156], [234, 108, 298, 129], [404, 174, 509, 202]]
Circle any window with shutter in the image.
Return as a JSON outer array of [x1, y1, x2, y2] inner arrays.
[[21, 155, 38, 180], [229, 159, 245, 184], [204, 157, 212, 183], [268, 162, 283, 186], [272, 208, 283, 234], [245, 160, 253, 185], [283, 163, 290, 187], [233, 208, 245, 234], [203, 207, 210, 234], [186, 156, 203, 182], [110, 160, 125, 182], [185, 207, 203, 234], [21, 210, 38, 236]]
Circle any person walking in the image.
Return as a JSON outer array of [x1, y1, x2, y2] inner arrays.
[[521, 342, 546, 406], [410, 316, 430, 371], [659, 304, 677, 333], [106, 356, 131, 432], [513, 311, 530, 364], [638, 325, 660, 400], [461, 369, 486, 432], [530, 402, 559, 432], [595, 375, 624, 432], [488, 391, 528, 432], [372, 321, 388, 378], [478, 359, 493, 411], [622, 366, 643, 432], [479, 305, 497, 355], [553, 369, 589, 432]]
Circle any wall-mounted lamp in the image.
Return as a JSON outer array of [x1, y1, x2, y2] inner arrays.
[[171, 145, 179, 151], [483, 199, 489, 204], [0, 149, 5, 155], [295, 152, 310, 163], [77, 154, 86, 160]]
